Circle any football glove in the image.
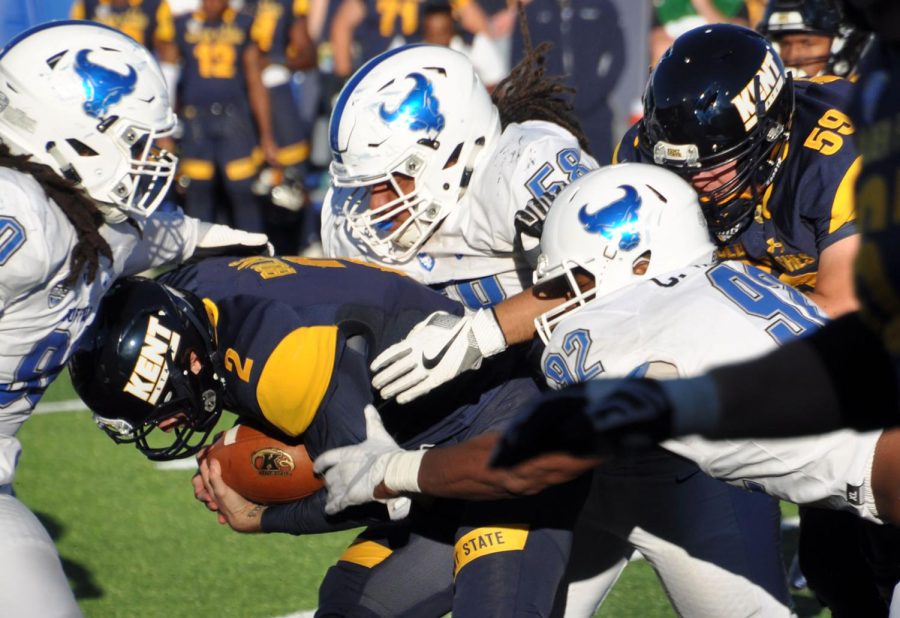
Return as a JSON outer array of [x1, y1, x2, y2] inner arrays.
[[313, 405, 416, 520], [514, 192, 556, 239], [371, 309, 507, 404], [490, 378, 676, 468], [192, 223, 274, 260]]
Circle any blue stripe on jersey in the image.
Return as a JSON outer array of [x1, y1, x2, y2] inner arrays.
[[329, 43, 428, 163]]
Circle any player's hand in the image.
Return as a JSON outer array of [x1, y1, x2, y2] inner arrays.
[[193, 446, 219, 512], [198, 456, 265, 533], [261, 136, 280, 168], [371, 309, 507, 404], [490, 379, 675, 468], [314, 405, 412, 520], [193, 222, 274, 260]]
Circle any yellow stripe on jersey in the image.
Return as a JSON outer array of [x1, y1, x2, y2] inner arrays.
[[778, 271, 818, 291], [276, 140, 310, 166], [257, 325, 338, 437], [71, 1, 86, 19], [156, 1, 175, 43], [338, 539, 393, 568], [225, 155, 261, 181], [180, 158, 216, 181], [453, 525, 528, 577], [829, 155, 862, 233], [294, 0, 309, 17]]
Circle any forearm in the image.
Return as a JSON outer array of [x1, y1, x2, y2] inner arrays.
[[330, 1, 361, 78], [247, 77, 275, 143], [411, 433, 597, 499], [492, 287, 566, 346], [261, 490, 390, 534]]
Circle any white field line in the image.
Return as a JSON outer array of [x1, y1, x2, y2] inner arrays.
[[34, 399, 88, 414]]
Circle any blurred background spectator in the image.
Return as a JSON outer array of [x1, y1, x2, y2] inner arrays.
[[328, 0, 490, 82], [162, 0, 278, 232], [245, 0, 319, 253], [508, 0, 626, 163], [649, 0, 749, 65]]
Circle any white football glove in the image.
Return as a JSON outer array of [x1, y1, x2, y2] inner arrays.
[[313, 405, 420, 520], [194, 223, 274, 258], [371, 309, 507, 404]]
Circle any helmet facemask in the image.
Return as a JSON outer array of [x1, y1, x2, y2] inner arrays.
[[642, 61, 794, 245], [531, 164, 717, 344], [0, 22, 179, 223], [329, 45, 499, 262], [70, 278, 226, 461], [93, 354, 222, 461]]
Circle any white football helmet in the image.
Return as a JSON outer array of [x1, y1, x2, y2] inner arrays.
[[329, 44, 501, 262], [534, 163, 716, 343], [0, 21, 177, 222]]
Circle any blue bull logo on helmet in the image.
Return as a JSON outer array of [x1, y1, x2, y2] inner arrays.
[[578, 185, 642, 251], [379, 73, 445, 134], [75, 49, 138, 118]]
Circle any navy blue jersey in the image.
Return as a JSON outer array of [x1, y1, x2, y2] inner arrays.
[[72, 0, 175, 48], [159, 257, 528, 456], [174, 8, 256, 108], [355, 0, 469, 64], [616, 77, 860, 291], [851, 40, 900, 358], [160, 256, 537, 533], [245, 0, 307, 62]]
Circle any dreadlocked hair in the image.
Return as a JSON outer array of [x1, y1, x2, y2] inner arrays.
[[491, 9, 591, 154], [0, 142, 112, 285]]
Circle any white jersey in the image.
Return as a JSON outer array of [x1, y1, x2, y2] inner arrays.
[[322, 120, 598, 309], [543, 260, 882, 522], [0, 168, 202, 487]]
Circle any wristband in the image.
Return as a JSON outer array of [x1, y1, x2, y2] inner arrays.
[[382, 450, 426, 493], [471, 308, 508, 358]]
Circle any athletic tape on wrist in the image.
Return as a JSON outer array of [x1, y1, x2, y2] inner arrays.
[[471, 308, 507, 357], [383, 450, 426, 493]]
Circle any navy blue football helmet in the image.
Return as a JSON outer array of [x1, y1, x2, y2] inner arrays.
[[639, 24, 794, 244], [69, 277, 226, 461]]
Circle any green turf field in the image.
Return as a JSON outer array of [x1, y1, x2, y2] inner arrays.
[[14, 373, 827, 617]]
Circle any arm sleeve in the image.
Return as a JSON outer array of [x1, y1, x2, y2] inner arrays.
[[260, 488, 390, 534], [815, 156, 861, 252], [709, 313, 899, 438], [120, 210, 201, 274]]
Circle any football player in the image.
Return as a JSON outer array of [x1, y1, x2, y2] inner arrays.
[[68, 257, 583, 617], [756, 0, 871, 78], [319, 165, 888, 616], [321, 43, 792, 616], [0, 21, 270, 616], [245, 0, 316, 253], [487, 0, 900, 524], [162, 0, 279, 233]]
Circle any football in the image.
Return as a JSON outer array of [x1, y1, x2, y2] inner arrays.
[[204, 424, 323, 504]]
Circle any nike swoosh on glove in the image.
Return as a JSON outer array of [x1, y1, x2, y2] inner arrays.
[[313, 405, 416, 520], [371, 309, 507, 404], [490, 378, 675, 468], [192, 223, 274, 260]]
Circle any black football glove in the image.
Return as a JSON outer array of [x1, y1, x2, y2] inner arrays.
[[514, 193, 556, 239], [490, 378, 675, 468]]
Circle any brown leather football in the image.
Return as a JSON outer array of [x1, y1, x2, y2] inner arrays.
[[205, 424, 323, 504]]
